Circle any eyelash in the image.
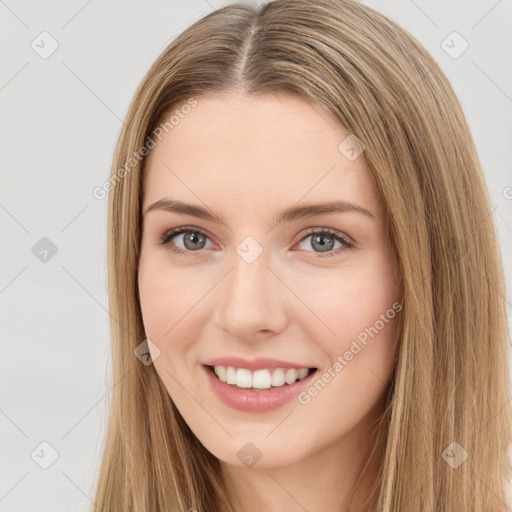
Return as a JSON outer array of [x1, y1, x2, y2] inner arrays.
[[156, 226, 355, 258]]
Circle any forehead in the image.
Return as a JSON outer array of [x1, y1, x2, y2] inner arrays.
[[142, 92, 379, 217]]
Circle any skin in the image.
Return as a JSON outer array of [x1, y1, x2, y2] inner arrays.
[[138, 92, 401, 512]]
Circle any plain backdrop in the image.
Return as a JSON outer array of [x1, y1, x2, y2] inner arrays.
[[1, 1, 511, 510]]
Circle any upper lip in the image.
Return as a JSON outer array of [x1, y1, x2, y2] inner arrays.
[[202, 356, 316, 371]]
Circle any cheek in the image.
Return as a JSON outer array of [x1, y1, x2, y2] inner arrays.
[[290, 259, 399, 345], [287, 292, 398, 458], [295, 271, 399, 433], [138, 261, 170, 339], [137, 254, 215, 381], [138, 254, 204, 339]]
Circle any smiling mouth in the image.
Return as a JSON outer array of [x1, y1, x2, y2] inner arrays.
[[206, 364, 317, 391]]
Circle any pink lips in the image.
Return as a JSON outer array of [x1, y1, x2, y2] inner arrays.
[[202, 356, 315, 371], [201, 362, 317, 412]]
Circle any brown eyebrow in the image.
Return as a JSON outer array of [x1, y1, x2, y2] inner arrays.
[[142, 198, 377, 224]]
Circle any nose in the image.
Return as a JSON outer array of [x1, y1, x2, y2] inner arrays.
[[212, 252, 290, 339]]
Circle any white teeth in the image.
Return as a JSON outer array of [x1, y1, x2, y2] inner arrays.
[[285, 369, 298, 384], [226, 366, 236, 384], [215, 365, 227, 382], [252, 369, 272, 389], [235, 368, 252, 388], [271, 368, 285, 387], [212, 365, 313, 389]]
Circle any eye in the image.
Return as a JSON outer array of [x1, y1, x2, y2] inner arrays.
[[296, 228, 354, 257], [156, 226, 213, 256], [156, 226, 355, 258]]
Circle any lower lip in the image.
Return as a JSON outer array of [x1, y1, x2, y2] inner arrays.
[[202, 364, 317, 412]]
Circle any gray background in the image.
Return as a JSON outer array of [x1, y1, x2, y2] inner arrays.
[[1, 1, 511, 510]]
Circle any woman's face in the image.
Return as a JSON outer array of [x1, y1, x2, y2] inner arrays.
[[138, 92, 401, 469]]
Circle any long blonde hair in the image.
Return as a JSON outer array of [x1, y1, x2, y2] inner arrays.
[[94, 0, 512, 510]]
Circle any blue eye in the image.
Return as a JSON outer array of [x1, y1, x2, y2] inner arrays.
[[157, 227, 212, 256], [297, 228, 354, 257], [157, 226, 354, 257]]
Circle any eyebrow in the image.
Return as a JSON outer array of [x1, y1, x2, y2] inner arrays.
[[142, 198, 377, 224]]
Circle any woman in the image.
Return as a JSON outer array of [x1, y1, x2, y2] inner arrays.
[[94, 0, 512, 510]]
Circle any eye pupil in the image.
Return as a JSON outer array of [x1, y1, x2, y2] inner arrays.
[[311, 233, 334, 253], [184, 232, 206, 250]]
